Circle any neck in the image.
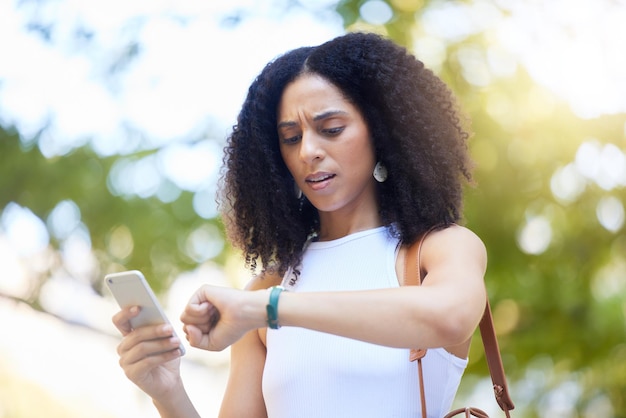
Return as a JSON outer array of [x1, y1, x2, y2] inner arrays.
[[316, 211, 383, 242]]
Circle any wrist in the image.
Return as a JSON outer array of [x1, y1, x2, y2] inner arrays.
[[152, 381, 199, 418]]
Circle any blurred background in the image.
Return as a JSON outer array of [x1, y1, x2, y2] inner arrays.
[[0, 0, 625, 416]]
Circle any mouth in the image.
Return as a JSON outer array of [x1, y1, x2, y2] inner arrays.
[[304, 172, 336, 190], [305, 173, 335, 183]]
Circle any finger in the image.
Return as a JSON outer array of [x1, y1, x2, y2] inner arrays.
[[183, 324, 210, 348], [185, 321, 231, 352], [122, 347, 182, 383], [182, 324, 199, 342], [112, 306, 141, 336], [187, 285, 212, 304], [118, 324, 183, 367], [119, 334, 183, 367], [117, 323, 175, 356], [181, 306, 219, 335], [180, 301, 210, 324]]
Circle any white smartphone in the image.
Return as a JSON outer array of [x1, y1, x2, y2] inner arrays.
[[104, 270, 185, 355]]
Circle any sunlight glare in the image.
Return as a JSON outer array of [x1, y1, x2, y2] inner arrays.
[[550, 163, 586, 204], [107, 155, 163, 198], [517, 215, 552, 255], [497, 0, 626, 118], [159, 141, 221, 191], [485, 44, 517, 78], [47, 200, 81, 240], [575, 140, 626, 191], [413, 35, 447, 71], [596, 196, 625, 233], [360, 0, 394, 25], [193, 186, 219, 219], [0, 0, 342, 164], [61, 225, 96, 278], [106, 224, 134, 261], [591, 257, 626, 300], [0, 235, 30, 299], [184, 224, 224, 263], [541, 380, 582, 417], [456, 46, 491, 87], [422, 1, 500, 43], [1, 203, 50, 257]]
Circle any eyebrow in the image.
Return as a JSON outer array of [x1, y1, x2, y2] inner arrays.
[[277, 109, 349, 129], [313, 109, 349, 121]]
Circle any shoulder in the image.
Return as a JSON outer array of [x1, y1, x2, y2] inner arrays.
[[244, 270, 283, 291], [421, 224, 487, 272], [426, 224, 485, 249]]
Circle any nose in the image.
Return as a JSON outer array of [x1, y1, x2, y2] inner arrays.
[[298, 131, 324, 163]]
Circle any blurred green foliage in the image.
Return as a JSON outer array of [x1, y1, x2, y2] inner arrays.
[[1, 0, 625, 416], [0, 129, 226, 295]]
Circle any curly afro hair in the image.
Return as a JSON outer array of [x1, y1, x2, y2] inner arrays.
[[219, 32, 473, 275]]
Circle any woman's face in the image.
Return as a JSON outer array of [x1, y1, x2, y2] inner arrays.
[[277, 74, 377, 216]]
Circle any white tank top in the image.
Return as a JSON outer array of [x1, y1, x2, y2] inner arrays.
[[262, 226, 468, 418]]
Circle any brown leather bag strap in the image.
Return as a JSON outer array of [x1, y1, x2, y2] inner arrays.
[[403, 229, 425, 286], [404, 229, 433, 418], [405, 233, 428, 360], [404, 227, 515, 416], [479, 301, 515, 415]]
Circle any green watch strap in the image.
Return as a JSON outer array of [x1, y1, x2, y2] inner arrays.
[[266, 286, 285, 329]]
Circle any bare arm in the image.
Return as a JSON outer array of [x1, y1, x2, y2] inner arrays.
[[183, 225, 486, 354], [218, 329, 268, 418], [278, 225, 487, 349], [152, 385, 201, 418]]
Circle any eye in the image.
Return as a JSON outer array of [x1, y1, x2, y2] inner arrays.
[[281, 134, 302, 145], [322, 126, 345, 136]]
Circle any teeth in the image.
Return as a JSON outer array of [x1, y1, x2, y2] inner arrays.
[[309, 174, 333, 182]]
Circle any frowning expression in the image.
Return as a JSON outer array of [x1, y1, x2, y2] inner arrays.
[[277, 74, 378, 215]]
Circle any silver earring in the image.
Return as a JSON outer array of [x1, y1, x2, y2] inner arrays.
[[373, 161, 388, 183]]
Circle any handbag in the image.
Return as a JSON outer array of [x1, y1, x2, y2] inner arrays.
[[404, 229, 515, 418]]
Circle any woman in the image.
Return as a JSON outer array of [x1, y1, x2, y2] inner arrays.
[[113, 32, 487, 417]]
